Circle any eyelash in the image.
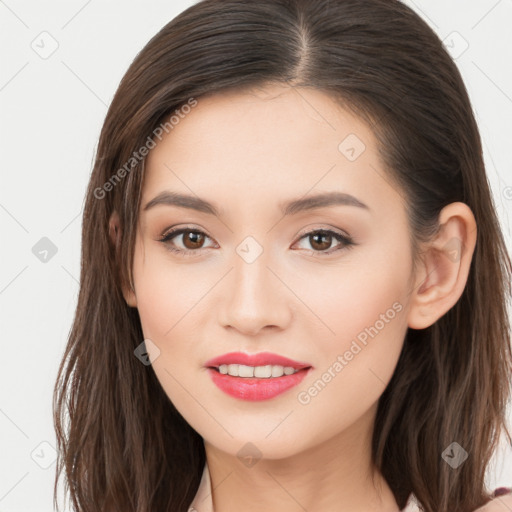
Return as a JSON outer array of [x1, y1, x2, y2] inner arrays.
[[158, 226, 356, 258]]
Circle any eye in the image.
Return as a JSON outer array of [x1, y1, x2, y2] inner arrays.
[[293, 229, 355, 255], [158, 226, 356, 257], [158, 227, 217, 257]]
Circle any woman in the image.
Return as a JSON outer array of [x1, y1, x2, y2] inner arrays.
[[53, 1, 512, 511]]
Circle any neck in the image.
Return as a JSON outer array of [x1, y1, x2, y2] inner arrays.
[[204, 403, 400, 512]]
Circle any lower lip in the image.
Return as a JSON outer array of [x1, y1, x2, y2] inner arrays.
[[206, 367, 311, 401]]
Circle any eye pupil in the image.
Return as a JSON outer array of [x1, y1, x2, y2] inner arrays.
[[183, 230, 205, 249], [310, 232, 331, 251]]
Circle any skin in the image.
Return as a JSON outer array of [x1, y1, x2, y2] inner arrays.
[[110, 83, 487, 511], [476, 494, 512, 511]]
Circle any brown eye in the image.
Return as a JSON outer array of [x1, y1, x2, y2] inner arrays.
[[181, 230, 206, 249], [159, 228, 215, 256], [159, 226, 355, 258], [309, 232, 333, 251], [294, 229, 355, 255]]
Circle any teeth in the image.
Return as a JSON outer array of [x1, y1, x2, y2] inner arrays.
[[218, 364, 300, 378]]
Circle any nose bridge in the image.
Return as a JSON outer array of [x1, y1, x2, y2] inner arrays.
[[218, 236, 291, 334], [232, 239, 274, 309], [233, 239, 270, 296]]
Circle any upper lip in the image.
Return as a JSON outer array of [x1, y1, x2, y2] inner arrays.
[[204, 351, 312, 370]]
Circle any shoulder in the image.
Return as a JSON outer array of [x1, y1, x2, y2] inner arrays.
[[472, 489, 512, 511]]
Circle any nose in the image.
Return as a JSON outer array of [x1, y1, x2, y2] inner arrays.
[[217, 248, 293, 336]]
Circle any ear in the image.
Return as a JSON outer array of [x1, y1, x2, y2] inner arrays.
[[109, 211, 138, 308], [407, 202, 477, 329]]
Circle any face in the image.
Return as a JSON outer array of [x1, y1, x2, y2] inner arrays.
[[126, 84, 416, 460]]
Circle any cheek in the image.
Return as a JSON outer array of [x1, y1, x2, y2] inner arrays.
[[132, 252, 208, 413], [295, 247, 411, 404], [292, 281, 408, 444], [301, 257, 409, 352], [132, 249, 208, 340]]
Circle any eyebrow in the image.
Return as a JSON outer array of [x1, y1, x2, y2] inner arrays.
[[143, 190, 370, 216]]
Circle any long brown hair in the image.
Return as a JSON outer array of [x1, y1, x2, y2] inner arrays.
[[53, 1, 512, 511]]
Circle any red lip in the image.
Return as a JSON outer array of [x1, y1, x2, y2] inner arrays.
[[206, 367, 311, 401], [204, 351, 312, 370]]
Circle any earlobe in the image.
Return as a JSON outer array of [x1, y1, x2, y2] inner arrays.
[[407, 202, 477, 330], [108, 211, 138, 308]]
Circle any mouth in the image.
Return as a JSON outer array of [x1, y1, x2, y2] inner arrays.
[[204, 351, 312, 375], [204, 352, 313, 401], [208, 363, 309, 378], [206, 366, 312, 401]]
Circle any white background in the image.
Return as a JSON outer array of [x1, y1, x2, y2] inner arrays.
[[1, 1, 511, 511]]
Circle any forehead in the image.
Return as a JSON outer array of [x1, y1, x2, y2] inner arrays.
[[161, 84, 371, 150], [141, 84, 403, 218]]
